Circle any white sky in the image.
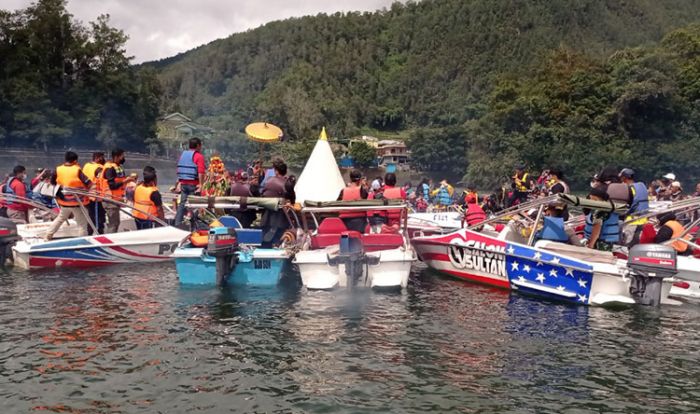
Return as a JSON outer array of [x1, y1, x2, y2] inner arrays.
[[4, 0, 396, 63]]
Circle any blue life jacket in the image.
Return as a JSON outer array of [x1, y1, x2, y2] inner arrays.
[[1, 177, 30, 197], [537, 216, 569, 242], [629, 182, 649, 215], [421, 183, 430, 200], [436, 187, 452, 205], [177, 150, 198, 181], [584, 212, 620, 244]]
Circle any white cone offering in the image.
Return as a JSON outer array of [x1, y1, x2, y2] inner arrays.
[[294, 127, 346, 205]]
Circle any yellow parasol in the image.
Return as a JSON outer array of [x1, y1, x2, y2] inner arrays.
[[245, 122, 284, 143]]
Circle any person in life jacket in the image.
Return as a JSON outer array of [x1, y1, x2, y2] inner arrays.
[[430, 179, 454, 207], [507, 164, 532, 207], [654, 212, 692, 254], [260, 158, 292, 247], [368, 173, 406, 230], [460, 184, 479, 209], [45, 151, 92, 240], [99, 148, 135, 233], [4, 165, 31, 224], [536, 202, 580, 245], [338, 169, 369, 233], [226, 170, 260, 228], [463, 193, 487, 228], [618, 168, 649, 246], [174, 137, 207, 225], [132, 166, 164, 230], [416, 177, 432, 203], [584, 187, 620, 251], [82, 152, 106, 235]]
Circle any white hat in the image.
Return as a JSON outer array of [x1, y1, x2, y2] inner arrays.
[[663, 173, 676, 180], [671, 181, 682, 188]]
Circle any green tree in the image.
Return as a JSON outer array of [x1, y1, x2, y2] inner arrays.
[[349, 141, 376, 167]]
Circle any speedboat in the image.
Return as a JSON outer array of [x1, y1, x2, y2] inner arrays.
[[13, 226, 190, 269], [413, 194, 678, 306], [293, 201, 416, 290], [171, 205, 293, 286], [407, 210, 463, 239]]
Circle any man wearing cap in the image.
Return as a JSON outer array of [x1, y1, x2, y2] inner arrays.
[[507, 165, 532, 207], [657, 173, 676, 200]]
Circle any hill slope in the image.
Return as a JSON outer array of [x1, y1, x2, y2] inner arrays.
[[150, 0, 700, 142]]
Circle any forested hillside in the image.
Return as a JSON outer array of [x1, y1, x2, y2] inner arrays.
[[0, 0, 161, 152], [151, 0, 700, 184]]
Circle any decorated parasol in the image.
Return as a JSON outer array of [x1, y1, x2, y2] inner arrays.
[[245, 122, 284, 167]]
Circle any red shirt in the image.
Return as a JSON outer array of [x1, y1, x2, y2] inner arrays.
[[179, 151, 207, 185], [8, 178, 29, 211]]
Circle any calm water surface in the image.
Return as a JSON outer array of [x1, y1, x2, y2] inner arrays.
[[1, 263, 699, 413]]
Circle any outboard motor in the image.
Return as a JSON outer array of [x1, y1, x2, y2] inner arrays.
[[207, 227, 239, 286], [328, 232, 379, 288], [627, 244, 677, 306], [0, 217, 19, 267]]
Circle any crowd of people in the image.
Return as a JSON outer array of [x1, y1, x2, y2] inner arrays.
[[2, 137, 699, 254]]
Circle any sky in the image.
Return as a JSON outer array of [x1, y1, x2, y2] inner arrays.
[[5, 0, 396, 63]]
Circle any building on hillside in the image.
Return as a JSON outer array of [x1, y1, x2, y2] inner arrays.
[[377, 140, 410, 170], [156, 112, 214, 157]]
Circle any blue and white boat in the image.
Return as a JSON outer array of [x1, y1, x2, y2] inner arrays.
[[172, 216, 291, 286]]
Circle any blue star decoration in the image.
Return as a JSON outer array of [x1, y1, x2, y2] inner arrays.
[[506, 242, 593, 305]]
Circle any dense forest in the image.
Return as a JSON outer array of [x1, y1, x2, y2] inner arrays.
[[0, 0, 161, 152], [151, 0, 700, 186]]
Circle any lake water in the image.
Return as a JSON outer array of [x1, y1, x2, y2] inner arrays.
[[1, 263, 699, 413]]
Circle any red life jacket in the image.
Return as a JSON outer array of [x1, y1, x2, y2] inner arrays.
[[339, 186, 365, 218], [465, 203, 487, 226], [382, 186, 404, 225]]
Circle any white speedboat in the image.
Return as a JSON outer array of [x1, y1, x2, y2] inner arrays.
[[407, 211, 463, 239], [294, 203, 416, 290]]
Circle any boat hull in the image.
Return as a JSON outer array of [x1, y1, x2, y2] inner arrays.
[[12, 227, 189, 269], [294, 247, 414, 290], [173, 247, 289, 286]]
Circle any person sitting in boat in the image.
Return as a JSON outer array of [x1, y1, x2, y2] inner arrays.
[[506, 165, 532, 207], [226, 170, 260, 228], [338, 169, 369, 233], [656, 173, 676, 200], [584, 187, 620, 251], [132, 167, 164, 230], [3, 165, 31, 224], [460, 184, 479, 209], [260, 158, 292, 247], [414, 193, 428, 213], [536, 202, 580, 245], [463, 192, 486, 229], [367, 173, 406, 231], [654, 212, 692, 255], [45, 151, 93, 240], [430, 179, 454, 208]]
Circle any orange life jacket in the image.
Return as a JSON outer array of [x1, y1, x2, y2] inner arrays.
[[132, 184, 159, 220], [382, 186, 404, 224], [56, 163, 88, 207], [465, 203, 487, 226], [666, 220, 691, 253], [99, 161, 126, 201], [339, 185, 365, 219], [82, 161, 104, 201]]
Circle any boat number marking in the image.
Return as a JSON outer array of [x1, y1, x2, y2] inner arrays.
[[254, 260, 271, 269], [158, 243, 178, 255]]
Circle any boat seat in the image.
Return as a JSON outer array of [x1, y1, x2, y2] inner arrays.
[[534, 240, 619, 265], [311, 231, 362, 249], [214, 216, 263, 245], [362, 233, 404, 252], [318, 217, 348, 234], [219, 216, 242, 229]]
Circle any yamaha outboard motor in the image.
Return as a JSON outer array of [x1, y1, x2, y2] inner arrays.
[[0, 217, 19, 266], [207, 227, 239, 286], [628, 244, 677, 306]]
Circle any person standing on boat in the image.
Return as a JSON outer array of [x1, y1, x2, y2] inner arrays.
[[4, 166, 30, 224], [99, 148, 134, 233], [132, 166, 164, 230], [174, 137, 206, 225], [82, 152, 106, 235], [619, 168, 649, 246], [227, 170, 260, 228], [463, 192, 486, 228], [507, 165, 532, 207], [45, 152, 92, 240], [584, 187, 620, 251], [260, 158, 292, 247], [338, 169, 368, 233], [430, 179, 454, 207]]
